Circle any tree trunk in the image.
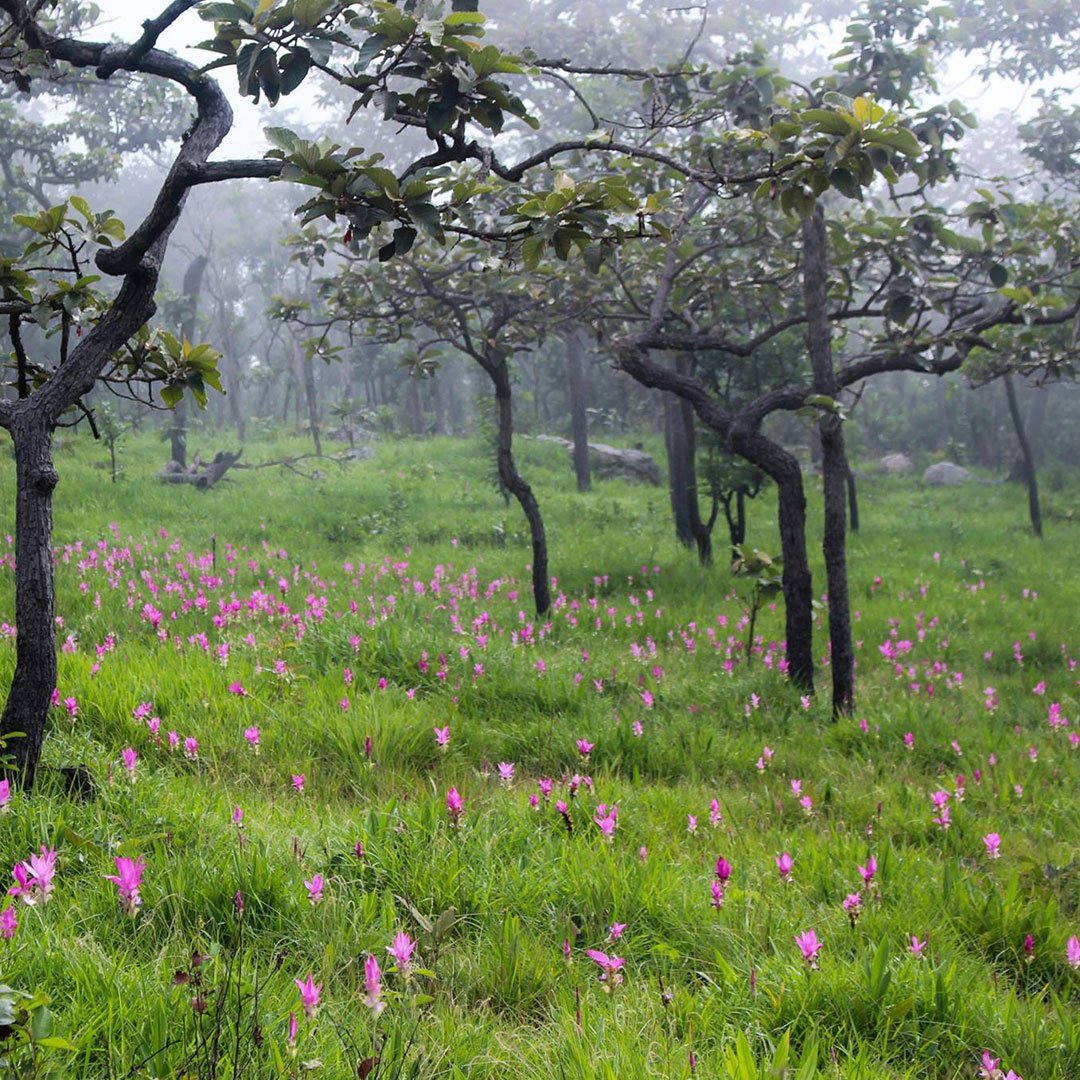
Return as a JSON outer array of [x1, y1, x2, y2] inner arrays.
[[405, 376, 424, 436], [731, 427, 814, 692], [0, 418, 58, 788], [302, 354, 322, 456], [846, 463, 859, 533], [168, 255, 208, 466], [1003, 373, 1042, 538], [490, 358, 550, 615], [664, 393, 696, 547], [566, 338, 591, 493], [432, 373, 448, 435], [803, 207, 854, 714]]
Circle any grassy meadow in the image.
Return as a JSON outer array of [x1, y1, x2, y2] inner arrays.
[[0, 428, 1079, 1079]]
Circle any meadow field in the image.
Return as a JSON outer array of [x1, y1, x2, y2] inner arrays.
[[0, 431, 1078, 1079]]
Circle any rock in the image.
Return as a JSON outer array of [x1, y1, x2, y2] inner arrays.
[[339, 446, 374, 462], [879, 453, 914, 475], [535, 434, 571, 447], [586, 442, 662, 485], [923, 461, 972, 487]]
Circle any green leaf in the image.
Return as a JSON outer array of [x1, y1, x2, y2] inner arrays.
[[160, 384, 184, 409], [279, 49, 311, 95]]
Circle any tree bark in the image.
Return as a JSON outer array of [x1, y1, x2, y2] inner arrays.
[[405, 375, 424, 436], [803, 207, 854, 714], [302, 354, 322, 456], [846, 463, 860, 534], [664, 359, 713, 564], [0, 417, 58, 788], [490, 358, 550, 615], [1003, 373, 1042, 538], [565, 338, 591, 493], [168, 255, 209, 466]]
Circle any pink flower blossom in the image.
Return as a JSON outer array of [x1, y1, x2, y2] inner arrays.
[[106, 855, 145, 916], [0, 906, 16, 939], [775, 852, 793, 881], [364, 954, 385, 1014], [585, 949, 625, 985], [121, 747, 137, 776], [794, 929, 822, 968], [244, 726, 260, 751], [304, 874, 324, 906], [434, 725, 450, 747], [446, 787, 464, 826], [387, 931, 417, 974], [0, 779, 9, 812], [292, 774, 305, 793], [576, 738, 593, 758], [295, 974, 321, 1019], [183, 736, 199, 761], [983, 833, 1002, 859], [609, 922, 626, 941], [497, 762, 515, 784], [909, 935, 928, 957], [1067, 935, 1080, 969], [858, 855, 877, 886]]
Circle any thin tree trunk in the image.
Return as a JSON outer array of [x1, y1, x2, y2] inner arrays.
[[1003, 373, 1042, 538], [731, 428, 814, 692], [566, 338, 591, 492], [302, 355, 322, 456], [846, 464, 859, 533], [490, 358, 550, 615], [432, 373, 448, 435], [169, 255, 208, 466], [0, 418, 58, 788], [405, 376, 424, 435], [664, 393, 695, 547], [803, 207, 854, 714]]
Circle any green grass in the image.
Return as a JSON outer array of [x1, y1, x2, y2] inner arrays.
[[0, 427, 1078, 1078]]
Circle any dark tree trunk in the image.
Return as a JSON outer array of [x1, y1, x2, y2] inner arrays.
[[566, 338, 591, 493], [803, 208, 854, 714], [302, 355, 322, 456], [664, 360, 713, 564], [489, 358, 550, 615], [0, 418, 58, 788], [731, 428, 815, 692], [664, 393, 695, 547], [1003, 373, 1042, 538], [846, 464, 859, 533], [168, 255, 208, 466]]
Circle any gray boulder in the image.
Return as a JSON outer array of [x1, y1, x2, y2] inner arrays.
[[923, 461, 972, 487], [879, 453, 914, 475], [586, 442, 662, 485]]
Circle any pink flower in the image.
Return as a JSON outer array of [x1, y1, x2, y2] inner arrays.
[[794, 929, 822, 968], [227, 682, 246, 697], [183, 736, 199, 761], [687, 814, 698, 834], [105, 855, 145, 916], [434, 725, 450, 747], [576, 738, 593, 758], [904, 732, 914, 750], [585, 949, 625, 985], [842, 892, 862, 926], [715, 856, 732, 883], [775, 852, 793, 881], [292, 774, 305, 793], [709, 799, 722, 828], [9, 846, 56, 906], [304, 874, 324, 906], [0, 906, 16, 939], [1067, 934, 1080, 969], [364, 954, 385, 1014], [287, 1011, 298, 1046], [244, 726, 260, 752], [909, 935, 928, 957], [497, 762, 515, 784], [387, 931, 417, 974], [593, 803, 617, 839], [446, 787, 464, 826], [710, 879, 724, 910], [295, 974, 322, 1020], [0, 779, 9, 812], [121, 747, 138, 776], [858, 855, 877, 886], [232, 805, 244, 828], [609, 922, 626, 941], [632, 720, 643, 737], [983, 833, 1001, 859]]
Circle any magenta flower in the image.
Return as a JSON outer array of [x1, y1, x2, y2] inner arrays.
[[1067, 934, 1080, 969], [709, 799, 722, 828], [585, 949, 625, 985], [857, 855, 877, 886], [232, 805, 244, 828], [715, 856, 732, 883], [292, 774, 305, 794], [609, 922, 626, 941], [909, 934, 928, 957], [710, 879, 724, 911], [295, 974, 322, 1020], [105, 855, 145, 916], [304, 873, 324, 906], [0, 779, 9, 812], [228, 681, 246, 696], [593, 803, 617, 839], [183, 736, 199, 761], [497, 762, 515, 784], [576, 738, 593, 758], [983, 833, 1002, 860], [0, 906, 16, 939], [794, 929, 822, 969], [364, 953, 385, 1014], [842, 892, 862, 926], [775, 852, 793, 881], [434, 725, 450, 747], [121, 748, 138, 776], [446, 786, 464, 826], [386, 931, 417, 974], [244, 726, 260, 752], [10, 846, 56, 906]]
